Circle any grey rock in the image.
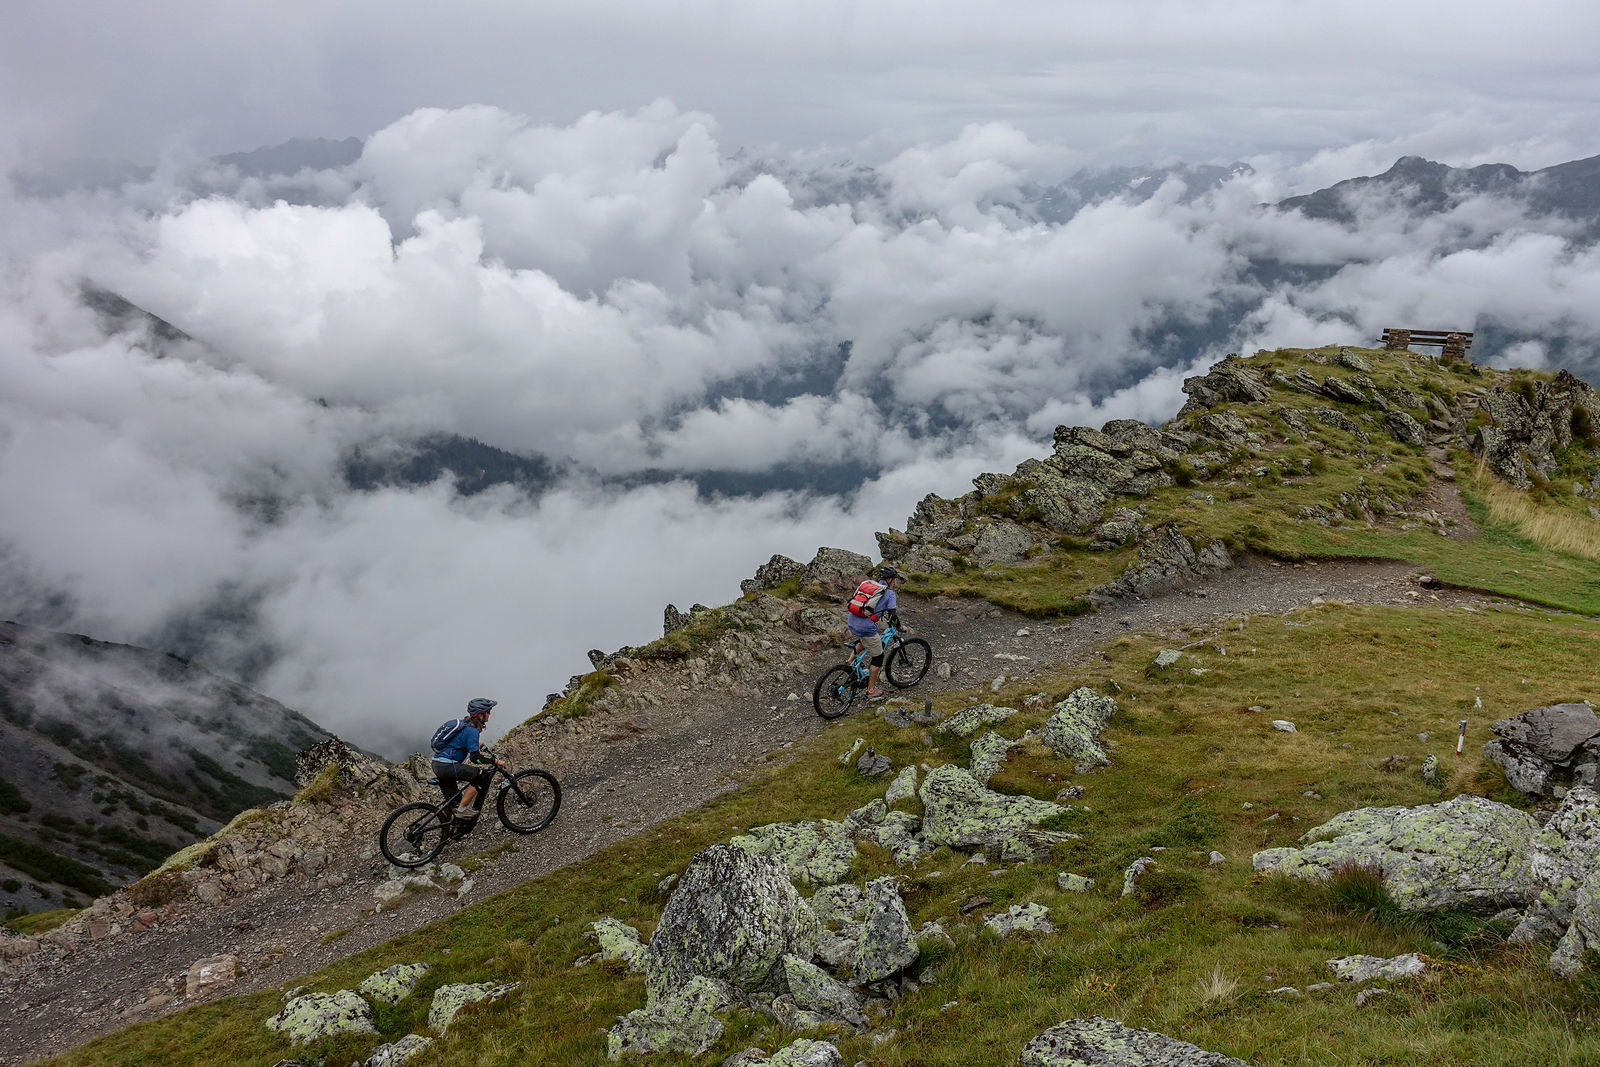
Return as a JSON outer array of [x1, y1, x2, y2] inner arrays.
[[782, 955, 867, 1027], [850, 877, 919, 983], [856, 748, 893, 777], [972, 520, 1035, 565], [747, 554, 804, 592], [1252, 795, 1538, 914], [1515, 787, 1600, 945], [1320, 376, 1371, 405], [1021, 1016, 1251, 1065], [428, 982, 518, 1033], [646, 845, 822, 1001], [1383, 410, 1427, 447], [969, 731, 1018, 783], [1122, 857, 1156, 896], [1328, 953, 1426, 982], [608, 976, 731, 1059], [1483, 739, 1554, 795], [731, 820, 857, 888], [364, 1034, 434, 1067], [1336, 348, 1373, 372], [809, 883, 868, 927], [1089, 525, 1232, 602], [1550, 865, 1600, 976], [266, 990, 377, 1045], [936, 703, 1017, 739], [1355, 988, 1391, 1007], [847, 798, 887, 826], [1493, 703, 1600, 763], [768, 1039, 845, 1067], [1093, 507, 1147, 548], [918, 764, 1065, 851], [984, 902, 1054, 936], [1179, 361, 1272, 416], [884, 765, 918, 806], [1039, 687, 1118, 766], [1058, 872, 1096, 893], [801, 548, 874, 590], [357, 962, 431, 1004], [577, 919, 648, 973]]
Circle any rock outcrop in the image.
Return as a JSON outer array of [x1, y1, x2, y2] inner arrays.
[[1021, 1016, 1251, 1066], [1482, 702, 1600, 796]]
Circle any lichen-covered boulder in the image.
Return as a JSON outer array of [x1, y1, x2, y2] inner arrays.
[[884, 765, 918, 806], [919, 764, 1065, 851], [1514, 787, 1600, 943], [358, 963, 431, 1004], [365, 1034, 434, 1067], [1088, 525, 1232, 602], [1021, 1016, 1251, 1066], [801, 548, 874, 590], [608, 976, 731, 1059], [1252, 795, 1538, 914], [984, 902, 1054, 937], [266, 990, 377, 1045], [970, 732, 1018, 783], [1484, 703, 1600, 796], [577, 918, 649, 972], [782, 955, 867, 1028], [850, 876, 919, 983], [731, 820, 857, 887], [1550, 867, 1600, 977], [769, 1038, 845, 1067], [808, 883, 867, 927], [646, 844, 822, 1001], [937, 704, 1017, 739], [1039, 688, 1118, 767], [428, 982, 518, 1033], [856, 810, 930, 866], [1384, 410, 1427, 447], [1327, 953, 1426, 982], [972, 520, 1035, 565]]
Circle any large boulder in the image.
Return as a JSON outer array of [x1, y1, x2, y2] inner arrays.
[[608, 976, 732, 1059], [1253, 795, 1538, 914], [1089, 525, 1231, 602], [801, 548, 874, 592], [972, 520, 1035, 565], [730, 820, 857, 887], [1039, 688, 1118, 767], [1484, 703, 1600, 796], [1018, 464, 1110, 534], [937, 703, 1018, 739], [1177, 360, 1272, 417], [358, 962, 430, 1004], [918, 764, 1065, 851], [742, 554, 804, 595], [295, 737, 389, 793], [1514, 787, 1600, 945], [1550, 867, 1600, 977], [428, 981, 518, 1033], [1021, 1017, 1251, 1065], [849, 877, 919, 983], [645, 845, 821, 1001], [266, 990, 378, 1045], [781, 954, 867, 1027]]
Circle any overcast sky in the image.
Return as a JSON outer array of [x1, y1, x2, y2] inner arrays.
[[3, 0, 1597, 174], [2, 1, 1598, 757]]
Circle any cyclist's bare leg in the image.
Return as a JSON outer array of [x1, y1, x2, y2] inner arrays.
[[455, 784, 478, 815]]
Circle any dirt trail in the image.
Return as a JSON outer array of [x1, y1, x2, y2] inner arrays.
[[0, 557, 1493, 1065]]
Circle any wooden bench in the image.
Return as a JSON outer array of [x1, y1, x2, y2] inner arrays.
[[1381, 328, 1473, 360]]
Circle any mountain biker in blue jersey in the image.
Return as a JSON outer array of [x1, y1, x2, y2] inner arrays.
[[432, 698, 508, 823], [846, 566, 902, 699]]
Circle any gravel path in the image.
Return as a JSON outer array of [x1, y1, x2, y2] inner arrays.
[[0, 556, 1486, 1065]]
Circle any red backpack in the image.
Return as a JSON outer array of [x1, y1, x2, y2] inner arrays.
[[847, 579, 887, 619]]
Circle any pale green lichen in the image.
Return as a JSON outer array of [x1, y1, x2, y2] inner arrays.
[[265, 990, 376, 1045], [884, 765, 918, 807], [1021, 1016, 1251, 1066], [730, 819, 857, 886], [607, 975, 731, 1059], [358, 962, 430, 1005], [782, 953, 866, 1026], [583, 917, 648, 973], [427, 981, 519, 1033], [769, 1038, 847, 1066], [365, 1034, 434, 1066], [1252, 795, 1538, 914], [1039, 688, 1117, 766], [919, 764, 1065, 851], [937, 704, 1017, 739], [850, 876, 919, 983], [969, 731, 1018, 783], [985, 902, 1054, 937]]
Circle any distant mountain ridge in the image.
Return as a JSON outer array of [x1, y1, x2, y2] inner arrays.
[[1276, 152, 1600, 228], [0, 622, 333, 916]]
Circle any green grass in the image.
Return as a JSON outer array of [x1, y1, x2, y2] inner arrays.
[[49, 602, 1600, 1067], [3, 907, 81, 935]]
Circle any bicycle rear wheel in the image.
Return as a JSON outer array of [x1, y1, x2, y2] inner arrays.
[[886, 638, 932, 687], [379, 802, 448, 868], [812, 664, 858, 719], [497, 769, 562, 833]]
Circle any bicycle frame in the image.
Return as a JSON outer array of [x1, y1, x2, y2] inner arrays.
[[848, 622, 903, 683]]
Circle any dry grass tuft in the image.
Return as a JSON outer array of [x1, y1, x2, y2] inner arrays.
[[1478, 474, 1600, 561]]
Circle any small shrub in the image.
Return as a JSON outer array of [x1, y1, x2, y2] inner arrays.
[[1165, 457, 1197, 487], [294, 764, 341, 806], [1136, 867, 1200, 908], [127, 870, 186, 908]]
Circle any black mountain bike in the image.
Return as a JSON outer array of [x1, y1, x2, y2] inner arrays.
[[379, 752, 561, 868], [812, 616, 933, 719]]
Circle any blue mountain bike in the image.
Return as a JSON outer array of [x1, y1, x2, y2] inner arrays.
[[812, 617, 933, 719]]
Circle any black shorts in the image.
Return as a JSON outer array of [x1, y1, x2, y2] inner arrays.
[[432, 760, 492, 798]]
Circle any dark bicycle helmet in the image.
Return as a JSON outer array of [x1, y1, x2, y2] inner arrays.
[[876, 565, 902, 580], [466, 697, 498, 717]]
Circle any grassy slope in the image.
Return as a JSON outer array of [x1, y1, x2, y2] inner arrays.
[[912, 347, 1600, 617], [51, 603, 1600, 1067], [43, 348, 1600, 1066]]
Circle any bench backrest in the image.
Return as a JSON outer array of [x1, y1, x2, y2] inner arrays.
[[1380, 328, 1474, 357]]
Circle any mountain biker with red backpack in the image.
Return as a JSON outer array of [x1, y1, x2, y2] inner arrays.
[[845, 566, 903, 699], [431, 698, 507, 825]]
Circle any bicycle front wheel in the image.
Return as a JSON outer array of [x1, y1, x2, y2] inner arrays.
[[379, 802, 448, 868], [812, 664, 858, 719], [886, 638, 932, 687], [497, 769, 562, 833]]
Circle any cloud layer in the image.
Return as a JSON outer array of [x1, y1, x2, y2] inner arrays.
[[3, 103, 1598, 754]]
